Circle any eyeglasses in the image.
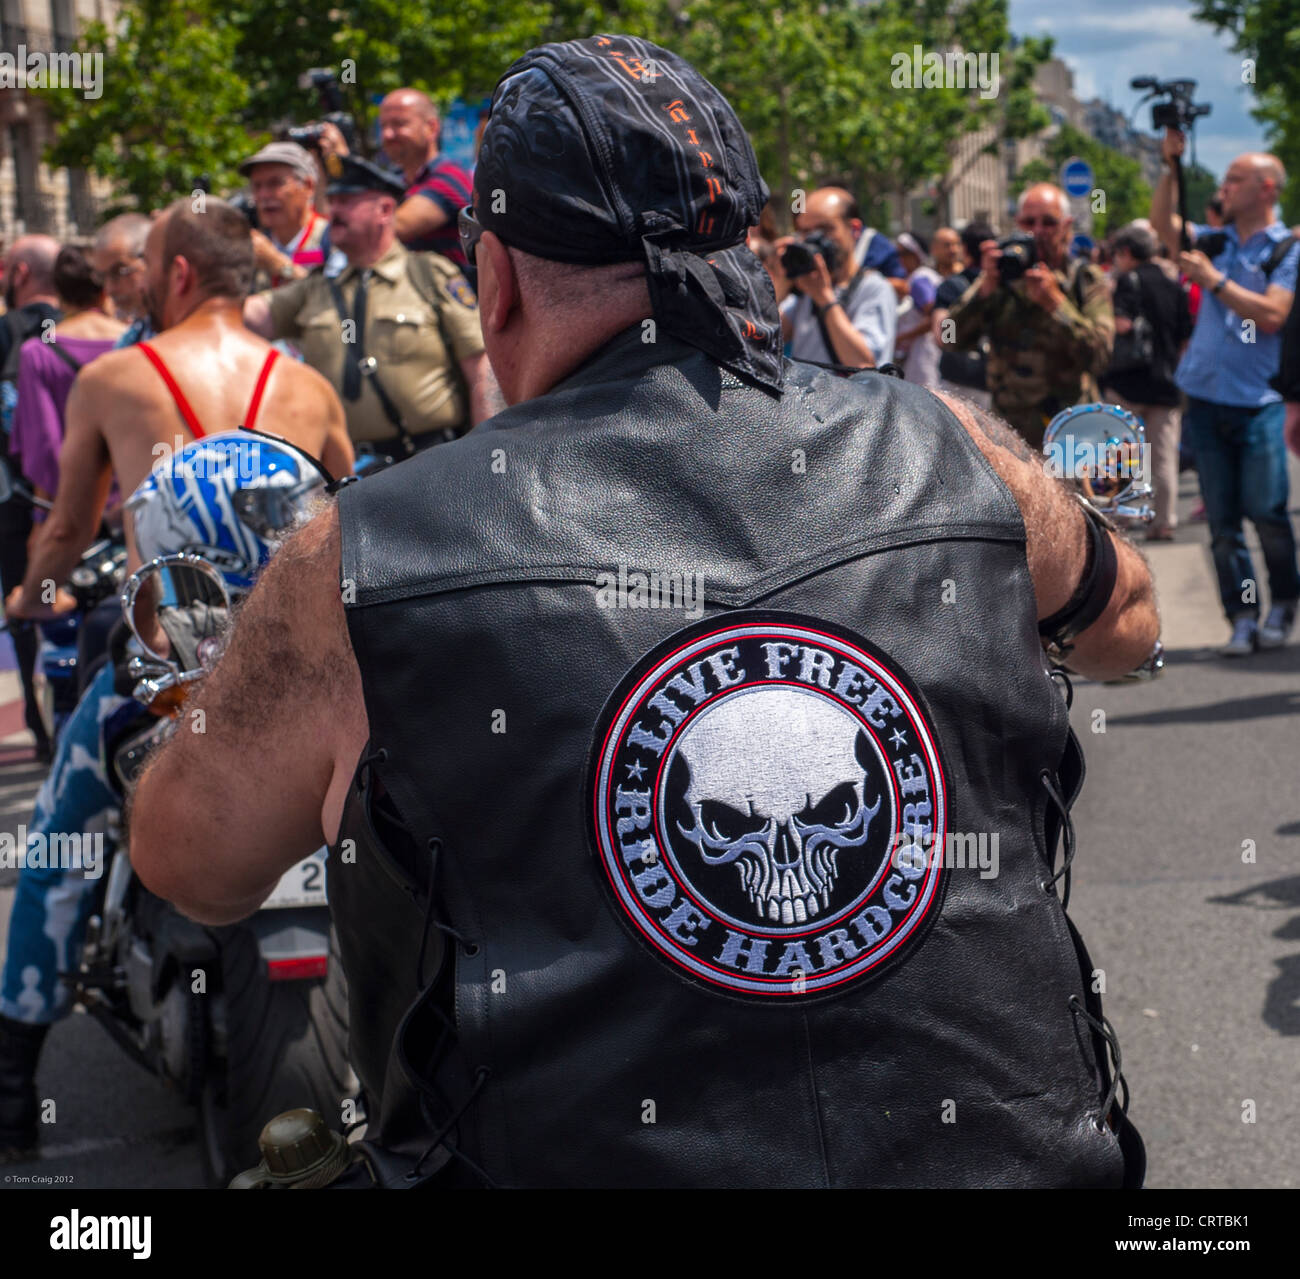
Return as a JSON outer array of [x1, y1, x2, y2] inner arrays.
[[1018, 217, 1061, 230], [104, 259, 144, 279], [458, 204, 483, 268]]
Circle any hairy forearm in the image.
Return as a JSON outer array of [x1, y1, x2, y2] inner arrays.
[[1218, 281, 1289, 333]]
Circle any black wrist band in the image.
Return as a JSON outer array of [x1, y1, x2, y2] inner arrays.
[[1039, 499, 1119, 654]]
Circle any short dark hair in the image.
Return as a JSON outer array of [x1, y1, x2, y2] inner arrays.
[[1207, 196, 1224, 218], [53, 245, 106, 309], [960, 220, 995, 263], [161, 198, 255, 299]]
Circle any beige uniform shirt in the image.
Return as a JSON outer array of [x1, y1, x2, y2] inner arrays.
[[261, 241, 484, 445]]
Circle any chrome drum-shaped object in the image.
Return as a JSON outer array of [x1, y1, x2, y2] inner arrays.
[[1042, 402, 1154, 527]]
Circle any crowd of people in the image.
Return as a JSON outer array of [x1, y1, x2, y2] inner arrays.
[[0, 33, 1293, 1188], [748, 145, 1300, 658]]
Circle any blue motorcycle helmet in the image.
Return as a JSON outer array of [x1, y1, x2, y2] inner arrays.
[[126, 428, 331, 593]]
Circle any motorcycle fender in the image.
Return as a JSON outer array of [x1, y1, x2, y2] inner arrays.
[[150, 913, 220, 1001]]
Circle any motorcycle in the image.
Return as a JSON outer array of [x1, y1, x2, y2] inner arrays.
[[0, 457, 127, 741], [70, 551, 353, 1186]]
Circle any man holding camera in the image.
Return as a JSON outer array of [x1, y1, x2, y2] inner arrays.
[[240, 140, 344, 288], [772, 187, 897, 370], [1151, 129, 1300, 655], [946, 184, 1114, 449]]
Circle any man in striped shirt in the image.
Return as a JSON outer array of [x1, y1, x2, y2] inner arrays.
[[319, 88, 471, 269]]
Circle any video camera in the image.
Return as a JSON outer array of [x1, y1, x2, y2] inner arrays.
[[1130, 77, 1212, 251], [1131, 77, 1211, 134], [780, 230, 842, 280], [286, 68, 357, 153]]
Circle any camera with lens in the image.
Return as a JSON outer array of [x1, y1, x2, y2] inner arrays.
[[285, 68, 357, 153], [287, 123, 325, 150], [996, 231, 1037, 284], [227, 190, 261, 230], [1130, 77, 1211, 134], [780, 230, 842, 280]]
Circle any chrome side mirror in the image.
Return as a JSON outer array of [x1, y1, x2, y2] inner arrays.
[[1043, 403, 1154, 526], [120, 553, 231, 707]]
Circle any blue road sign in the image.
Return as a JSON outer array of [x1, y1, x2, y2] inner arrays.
[[1061, 156, 1094, 198], [1070, 233, 1095, 259]]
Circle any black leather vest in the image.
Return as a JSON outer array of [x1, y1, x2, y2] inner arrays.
[[332, 327, 1141, 1188]]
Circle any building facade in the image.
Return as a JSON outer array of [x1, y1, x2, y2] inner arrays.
[[0, 0, 118, 247]]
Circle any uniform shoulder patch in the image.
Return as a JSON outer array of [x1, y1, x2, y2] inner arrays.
[[588, 612, 949, 1001], [446, 275, 477, 308]]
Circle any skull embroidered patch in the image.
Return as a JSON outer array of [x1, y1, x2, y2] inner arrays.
[[589, 613, 949, 1000]]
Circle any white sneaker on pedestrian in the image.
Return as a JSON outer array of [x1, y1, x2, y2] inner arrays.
[[1258, 602, 1297, 649], [1220, 617, 1258, 657]]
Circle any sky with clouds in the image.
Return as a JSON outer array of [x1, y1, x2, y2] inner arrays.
[[1009, 0, 1266, 181]]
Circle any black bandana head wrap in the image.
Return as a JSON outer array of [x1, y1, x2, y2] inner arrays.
[[474, 34, 783, 392]]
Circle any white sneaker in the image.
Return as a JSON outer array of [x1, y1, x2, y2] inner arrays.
[[1220, 617, 1258, 657], [1258, 603, 1297, 649]]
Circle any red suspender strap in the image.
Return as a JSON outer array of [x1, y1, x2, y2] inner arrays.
[[137, 341, 205, 439], [244, 349, 280, 432]]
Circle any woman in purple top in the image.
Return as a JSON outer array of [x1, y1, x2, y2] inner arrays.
[[11, 246, 125, 508]]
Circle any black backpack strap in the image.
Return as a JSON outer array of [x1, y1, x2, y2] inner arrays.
[[1262, 235, 1299, 281], [45, 342, 83, 374], [0, 308, 31, 385]]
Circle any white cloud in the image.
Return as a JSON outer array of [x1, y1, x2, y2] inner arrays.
[[1010, 0, 1268, 180]]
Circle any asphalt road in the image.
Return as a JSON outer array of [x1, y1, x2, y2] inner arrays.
[[0, 464, 1297, 1190]]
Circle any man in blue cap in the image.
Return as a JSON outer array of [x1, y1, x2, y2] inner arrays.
[[138, 35, 1157, 1188], [244, 152, 489, 451]]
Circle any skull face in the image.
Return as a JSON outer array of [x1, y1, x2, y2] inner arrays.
[[673, 687, 883, 925]]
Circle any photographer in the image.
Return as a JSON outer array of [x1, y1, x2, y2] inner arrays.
[[772, 186, 896, 369], [318, 88, 471, 269], [239, 141, 344, 287], [1151, 128, 1300, 654], [946, 184, 1114, 449]]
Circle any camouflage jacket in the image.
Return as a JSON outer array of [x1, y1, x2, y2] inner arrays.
[[945, 259, 1114, 445]]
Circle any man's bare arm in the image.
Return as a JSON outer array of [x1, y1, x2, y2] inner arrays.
[[935, 392, 1160, 681], [243, 292, 274, 338], [12, 369, 114, 610], [130, 506, 368, 924], [394, 193, 449, 245]]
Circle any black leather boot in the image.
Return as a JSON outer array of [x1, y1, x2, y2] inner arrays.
[[0, 1014, 49, 1158]]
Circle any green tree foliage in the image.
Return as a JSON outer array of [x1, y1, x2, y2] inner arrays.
[[1183, 162, 1220, 222], [1013, 123, 1151, 239], [40, 1, 256, 213], [1191, 0, 1300, 223]]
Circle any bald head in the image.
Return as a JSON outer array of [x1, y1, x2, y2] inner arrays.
[[795, 186, 864, 285], [380, 87, 441, 177], [4, 234, 60, 307], [1016, 183, 1073, 268], [1219, 151, 1286, 227]]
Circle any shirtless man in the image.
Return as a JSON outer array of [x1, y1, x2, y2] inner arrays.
[[0, 200, 352, 1156], [7, 198, 352, 612]]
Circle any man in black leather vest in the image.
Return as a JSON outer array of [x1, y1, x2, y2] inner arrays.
[[131, 36, 1160, 1188]]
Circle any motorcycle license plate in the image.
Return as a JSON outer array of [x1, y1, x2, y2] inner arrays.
[[261, 849, 327, 909]]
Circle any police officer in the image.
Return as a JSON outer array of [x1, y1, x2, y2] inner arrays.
[[946, 184, 1115, 450], [244, 153, 489, 454], [134, 37, 1158, 1188]]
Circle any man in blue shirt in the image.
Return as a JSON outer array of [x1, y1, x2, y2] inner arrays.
[[1153, 128, 1300, 655]]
